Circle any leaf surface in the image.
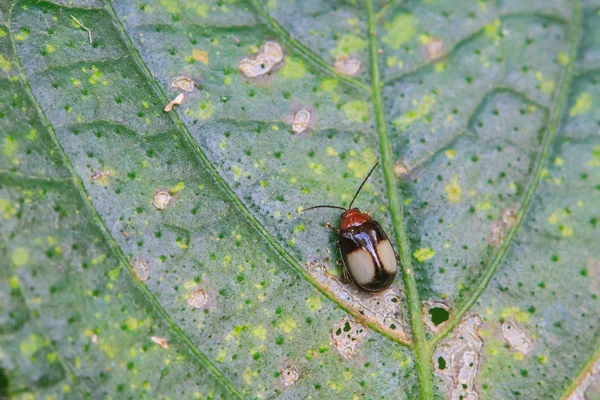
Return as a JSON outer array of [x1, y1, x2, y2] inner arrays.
[[0, 0, 598, 398]]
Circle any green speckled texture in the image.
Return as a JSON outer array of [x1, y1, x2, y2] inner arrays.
[[0, 0, 598, 398]]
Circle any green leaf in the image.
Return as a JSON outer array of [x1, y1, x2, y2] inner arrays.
[[0, 0, 598, 398]]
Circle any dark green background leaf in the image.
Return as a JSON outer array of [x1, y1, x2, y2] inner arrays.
[[0, 0, 598, 398]]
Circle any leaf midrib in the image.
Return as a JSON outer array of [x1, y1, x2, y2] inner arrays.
[[364, 0, 433, 398]]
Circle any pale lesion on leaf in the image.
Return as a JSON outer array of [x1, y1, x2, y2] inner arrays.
[[306, 260, 411, 345]]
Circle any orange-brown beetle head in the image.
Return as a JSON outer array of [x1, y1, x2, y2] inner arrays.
[[340, 208, 372, 230]]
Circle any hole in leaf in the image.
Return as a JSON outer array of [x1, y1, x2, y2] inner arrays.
[[437, 356, 446, 370], [429, 307, 450, 326]]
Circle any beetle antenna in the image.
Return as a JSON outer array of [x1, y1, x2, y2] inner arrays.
[[302, 205, 347, 212], [348, 161, 380, 209]]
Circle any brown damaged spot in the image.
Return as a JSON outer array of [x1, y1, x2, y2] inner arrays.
[[334, 56, 361, 76], [171, 76, 196, 92], [422, 300, 451, 333], [331, 317, 368, 360], [150, 336, 169, 349], [433, 314, 483, 400], [501, 319, 533, 355], [284, 103, 316, 136], [280, 365, 301, 387], [153, 190, 172, 210], [132, 257, 151, 282], [421, 37, 445, 61], [90, 169, 113, 186], [239, 41, 284, 78], [488, 207, 517, 246], [307, 260, 410, 344], [393, 160, 411, 177], [187, 287, 208, 309], [292, 109, 311, 134], [164, 93, 184, 112]]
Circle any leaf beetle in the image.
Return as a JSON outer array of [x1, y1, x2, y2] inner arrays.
[[303, 161, 398, 292]]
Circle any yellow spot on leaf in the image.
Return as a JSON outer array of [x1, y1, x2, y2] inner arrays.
[[500, 307, 530, 323], [281, 57, 307, 79], [383, 14, 417, 50], [12, 247, 29, 266], [195, 4, 208, 17], [9, 276, 19, 289], [45, 44, 56, 55], [476, 201, 492, 211], [394, 95, 436, 130], [197, 102, 214, 120], [243, 367, 257, 385], [341, 100, 370, 123], [308, 162, 323, 175], [15, 31, 29, 41], [170, 181, 185, 194], [0, 198, 17, 219], [126, 317, 140, 330], [347, 148, 377, 178], [537, 354, 548, 364], [320, 78, 339, 103], [554, 157, 564, 166], [434, 62, 446, 73], [3, 137, 17, 160], [560, 225, 573, 237], [326, 146, 338, 156], [444, 149, 456, 159], [558, 52, 569, 66], [192, 49, 209, 64], [252, 325, 267, 340], [0, 55, 12, 72], [330, 34, 367, 59], [278, 316, 297, 333], [444, 176, 461, 203], [413, 248, 435, 262], [484, 19, 501, 38], [534, 72, 554, 95], [100, 343, 116, 358], [570, 92, 592, 116], [306, 296, 322, 311], [20, 334, 43, 357]]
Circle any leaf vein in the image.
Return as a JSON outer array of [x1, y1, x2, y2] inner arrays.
[[103, 0, 412, 346], [430, 0, 582, 349]]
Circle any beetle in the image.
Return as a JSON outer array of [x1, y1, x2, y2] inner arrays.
[[303, 161, 398, 292]]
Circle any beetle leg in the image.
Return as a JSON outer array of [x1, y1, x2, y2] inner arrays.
[[338, 241, 353, 284], [325, 222, 340, 234], [394, 249, 400, 261]]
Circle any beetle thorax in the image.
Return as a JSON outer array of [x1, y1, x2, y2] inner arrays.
[[340, 208, 372, 230]]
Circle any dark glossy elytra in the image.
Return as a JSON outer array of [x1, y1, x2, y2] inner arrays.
[[303, 162, 398, 292]]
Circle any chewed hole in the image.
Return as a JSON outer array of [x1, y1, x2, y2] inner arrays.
[[343, 321, 351, 332], [429, 307, 450, 326], [437, 356, 446, 370]]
